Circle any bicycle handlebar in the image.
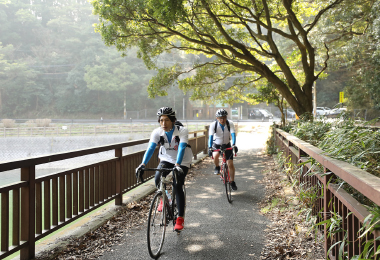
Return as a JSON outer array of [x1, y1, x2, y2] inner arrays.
[[211, 147, 234, 152], [136, 167, 178, 183], [211, 147, 237, 159]]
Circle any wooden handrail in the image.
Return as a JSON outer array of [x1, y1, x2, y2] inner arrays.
[[275, 127, 380, 259], [0, 127, 208, 260]]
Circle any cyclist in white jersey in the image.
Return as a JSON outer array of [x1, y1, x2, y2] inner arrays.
[[135, 107, 192, 231], [208, 109, 238, 190]]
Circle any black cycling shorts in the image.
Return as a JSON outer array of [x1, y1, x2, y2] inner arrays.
[[212, 143, 233, 160]]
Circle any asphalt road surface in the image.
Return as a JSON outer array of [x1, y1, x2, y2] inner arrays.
[[99, 122, 272, 259]]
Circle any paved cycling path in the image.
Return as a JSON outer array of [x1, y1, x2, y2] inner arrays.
[[99, 123, 272, 259]]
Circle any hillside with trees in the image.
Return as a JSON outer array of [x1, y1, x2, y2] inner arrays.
[[1, 0, 380, 119], [0, 0, 186, 118]]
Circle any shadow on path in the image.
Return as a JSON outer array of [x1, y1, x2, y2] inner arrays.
[[100, 131, 272, 259]]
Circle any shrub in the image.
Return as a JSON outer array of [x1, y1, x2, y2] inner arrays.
[[35, 118, 51, 127], [1, 119, 16, 128]]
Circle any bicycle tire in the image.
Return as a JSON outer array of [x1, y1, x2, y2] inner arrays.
[[223, 164, 232, 203], [183, 184, 186, 218], [171, 187, 177, 227], [147, 192, 166, 259]]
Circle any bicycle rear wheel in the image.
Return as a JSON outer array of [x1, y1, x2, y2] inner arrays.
[[147, 192, 166, 259], [223, 164, 232, 203]]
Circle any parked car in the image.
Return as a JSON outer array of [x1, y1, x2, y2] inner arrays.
[[258, 109, 274, 121], [286, 109, 296, 118], [248, 108, 273, 121], [329, 103, 347, 115], [273, 108, 296, 119], [316, 107, 330, 116]]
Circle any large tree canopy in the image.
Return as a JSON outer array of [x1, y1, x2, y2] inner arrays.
[[91, 0, 373, 116]]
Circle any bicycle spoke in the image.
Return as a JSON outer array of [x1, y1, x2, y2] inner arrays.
[[147, 192, 166, 258]]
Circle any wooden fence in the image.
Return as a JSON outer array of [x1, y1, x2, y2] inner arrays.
[[0, 127, 208, 260], [275, 127, 380, 259]]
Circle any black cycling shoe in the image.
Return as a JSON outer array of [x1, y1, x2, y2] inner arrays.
[[231, 181, 238, 190], [214, 166, 220, 175]]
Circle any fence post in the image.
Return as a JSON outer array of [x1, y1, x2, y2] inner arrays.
[[194, 132, 198, 160], [20, 166, 36, 260], [115, 148, 123, 205], [323, 167, 333, 258], [204, 126, 209, 154]]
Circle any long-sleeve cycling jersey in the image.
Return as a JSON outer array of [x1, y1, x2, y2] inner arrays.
[[142, 125, 192, 167], [208, 120, 236, 147]]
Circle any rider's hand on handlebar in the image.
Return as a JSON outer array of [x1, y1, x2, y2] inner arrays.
[[174, 165, 184, 175], [135, 164, 145, 182], [174, 165, 185, 185], [233, 145, 238, 154], [208, 147, 213, 157]]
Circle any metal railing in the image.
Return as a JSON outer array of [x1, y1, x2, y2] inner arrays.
[[275, 127, 380, 259], [0, 127, 208, 260]]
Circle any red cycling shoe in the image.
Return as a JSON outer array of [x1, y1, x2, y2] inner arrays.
[[174, 217, 184, 231], [157, 199, 163, 212]]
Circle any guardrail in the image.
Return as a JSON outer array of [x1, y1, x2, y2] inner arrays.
[[275, 127, 380, 259], [0, 127, 208, 260]]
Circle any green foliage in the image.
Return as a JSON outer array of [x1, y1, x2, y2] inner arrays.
[[290, 119, 332, 146], [313, 0, 380, 114], [92, 0, 371, 116], [319, 120, 380, 179], [283, 118, 380, 206], [265, 125, 277, 155], [352, 206, 380, 260]]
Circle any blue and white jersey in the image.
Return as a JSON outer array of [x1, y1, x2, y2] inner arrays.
[[149, 126, 193, 167], [208, 120, 236, 145]]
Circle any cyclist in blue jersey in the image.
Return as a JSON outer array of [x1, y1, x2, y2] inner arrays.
[[208, 109, 238, 190], [135, 107, 192, 231]]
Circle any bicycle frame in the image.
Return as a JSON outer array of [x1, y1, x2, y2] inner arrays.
[[142, 167, 186, 258], [211, 147, 235, 180], [144, 168, 177, 219], [142, 168, 186, 222], [211, 147, 236, 203]]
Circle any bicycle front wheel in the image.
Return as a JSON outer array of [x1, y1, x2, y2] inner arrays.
[[223, 164, 232, 203], [147, 192, 166, 259]]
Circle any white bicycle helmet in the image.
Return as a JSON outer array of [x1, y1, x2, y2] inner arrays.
[[157, 107, 176, 122], [215, 109, 228, 117]]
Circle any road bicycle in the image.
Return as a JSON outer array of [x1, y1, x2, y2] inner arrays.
[[137, 168, 186, 259], [212, 146, 236, 203]]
